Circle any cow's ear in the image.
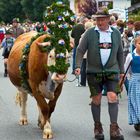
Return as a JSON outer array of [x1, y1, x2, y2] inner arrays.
[[36, 42, 51, 47]]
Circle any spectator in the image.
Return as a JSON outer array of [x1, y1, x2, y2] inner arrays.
[[109, 15, 117, 28], [9, 18, 24, 38], [1, 29, 15, 77], [80, 21, 94, 86], [116, 19, 125, 34], [71, 16, 88, 74], [126, 19, 134, 39], [0, 22, 6, 43]]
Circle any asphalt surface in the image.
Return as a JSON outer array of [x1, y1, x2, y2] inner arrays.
[[0, 49, 140, 140]]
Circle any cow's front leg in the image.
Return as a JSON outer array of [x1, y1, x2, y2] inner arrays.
[[43, 121, 53, 139], [16, 91, 28, 125], [34, 94, 52, 139], [38, 106, 53, 139]]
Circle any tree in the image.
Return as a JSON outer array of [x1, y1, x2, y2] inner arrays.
[[131, 0, 140, 5], [21, 0, 70, 22], [0, 0, 25, 23], [0, 0, 70, 23]]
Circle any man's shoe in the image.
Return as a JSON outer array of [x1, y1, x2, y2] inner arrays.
[[110, 122, 124, 140], [94, 122, 104, 140]]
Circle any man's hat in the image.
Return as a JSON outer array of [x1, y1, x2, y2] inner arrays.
[[93, 8, 111, 18]]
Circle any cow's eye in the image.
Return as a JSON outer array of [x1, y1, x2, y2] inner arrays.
[[49, 55, 52, 58]]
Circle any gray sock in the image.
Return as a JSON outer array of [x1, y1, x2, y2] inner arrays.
[[108, 102, 118, 123], [91, 102, 101, 122]]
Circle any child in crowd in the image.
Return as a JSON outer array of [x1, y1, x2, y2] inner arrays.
[[1, 29, 15, 77], [124, 35, 140, 131]]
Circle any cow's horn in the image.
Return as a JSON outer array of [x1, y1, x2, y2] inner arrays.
[[36, 42, 51, 47]]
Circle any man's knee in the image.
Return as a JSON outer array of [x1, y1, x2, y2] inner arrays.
[[91, 94, 102, 105], [107, 92, 118, 103]]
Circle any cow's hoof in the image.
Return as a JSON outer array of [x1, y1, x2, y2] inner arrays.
[[38, 121, 44, 129], [19, 118, 28, 125], [43, 129, 53, 139]]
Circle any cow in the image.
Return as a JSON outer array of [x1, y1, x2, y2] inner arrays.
[[7, 30, 71, 139]]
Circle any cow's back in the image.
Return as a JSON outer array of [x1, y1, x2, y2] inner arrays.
[[8, 31, 38, 86]]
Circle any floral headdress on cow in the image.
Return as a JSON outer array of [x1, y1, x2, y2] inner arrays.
[[43, 1, 76, 74], [19, 2, 76, 92]]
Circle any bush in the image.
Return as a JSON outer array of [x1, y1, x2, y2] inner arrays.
[[129, 8, 140, 21]]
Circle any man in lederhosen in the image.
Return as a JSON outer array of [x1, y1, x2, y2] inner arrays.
[[75, 8, 124, 140]]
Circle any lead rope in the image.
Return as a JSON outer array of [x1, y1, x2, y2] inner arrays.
[[64, 75, 80, 86]]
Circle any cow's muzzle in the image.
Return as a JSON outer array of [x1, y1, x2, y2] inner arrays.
[[51, 73, 66, 83]]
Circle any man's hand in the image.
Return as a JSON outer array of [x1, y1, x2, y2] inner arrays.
[[120, 74, 124, 80], [119, 73, 125, 92], [74, 68, 81, 75]]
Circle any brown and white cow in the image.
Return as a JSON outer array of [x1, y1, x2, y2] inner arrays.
[[7, 31, 70, 139]]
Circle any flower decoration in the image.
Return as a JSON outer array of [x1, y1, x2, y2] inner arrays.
[[56, 1, 63, 5], [63, 23, 69, 28], [56, 53, 65, 58], [70, 15, 76, 22], [50, 21, 55, 25], [58, 24, 63, 28], [58, 39, 65, 45], [63, 11, 69, 16], [43, 2, 75, 74], [58, 16, 64, 21]]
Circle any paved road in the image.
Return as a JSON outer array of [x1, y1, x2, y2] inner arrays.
[[0, 49, 140, 140]]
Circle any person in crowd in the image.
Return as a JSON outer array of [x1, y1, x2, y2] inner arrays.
[[0, 29, 15, 77], [124, 35, 140, 132], [9, 18, 24, 38], [126, 19, 134, 39], [0, 22, 6, 44], [121, 27, 131, 94], [71, 16, 89, 74], [116, 19, 125, 34], [112, 13, 118, 21], [80, 21, 94, 86], [75, 8, 124, 140], [130, 21, 140, 53], [109, 15, 117, 28]]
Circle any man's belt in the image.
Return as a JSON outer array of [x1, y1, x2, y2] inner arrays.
[[99, 43, 112, 49]]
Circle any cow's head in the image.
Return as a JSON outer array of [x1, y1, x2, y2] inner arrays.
[[37, 41, 70, 84]]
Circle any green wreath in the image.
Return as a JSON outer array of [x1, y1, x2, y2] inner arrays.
[[43, 1, 76, 74]]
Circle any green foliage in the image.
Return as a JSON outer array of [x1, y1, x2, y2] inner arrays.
[[0, 0, 25, 23], [20, 0, 34, 20], [131, 0, 140, 5], [44, 1, 76, 74], [129, 8, 140, 21], [0, 0, 70, 23], [19, 32, 47, 93], [107, 2, 113, 9]]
